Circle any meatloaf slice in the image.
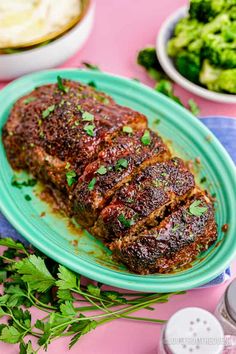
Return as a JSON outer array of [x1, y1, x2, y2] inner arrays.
[[71, 129, 170, 227], [111, 193, 217, 274], [92, 157, 195, 241], [3, 80, 147, 190]]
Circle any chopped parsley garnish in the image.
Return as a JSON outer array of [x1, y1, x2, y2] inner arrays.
[[101, 97, 109, 105], [188, 99, 200, 116], [141, 129, 151, 145], [118, 214, 134, 228], [83, 62, 100, 70], [24, 194, 32, 201], [66, 170, 77, 187], [189, 200, 208, 217], [82, 111, 94, 122], [96, 165, 107, 175], [11, 176, 37, 189], [65, 162, 71, 170], [42, 105, 55, 119], [172, 224, 180, 232], [153, 179, 161, 188], [88, 177, 96, 191], [84, 124, 95, 137], [57, 76, 69, 93], [88, 81, 97, 88], [154, 118, 161, 125], [200, 176, 207, 183], [23, 97, 36, 104], [115, 158, 128, 171], [122, 126, 133, 134]]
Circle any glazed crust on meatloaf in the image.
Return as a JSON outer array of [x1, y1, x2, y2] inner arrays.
[[111, 192, 217, 274], [92, 157, 196, 241], [71, 129, 170, 227], [2, 79, 217, 275], [2, 80, 147, 190]]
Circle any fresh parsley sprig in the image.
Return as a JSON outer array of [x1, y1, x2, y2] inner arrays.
[[0, 238, 184, 353]]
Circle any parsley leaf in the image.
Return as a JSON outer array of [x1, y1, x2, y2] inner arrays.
[[42, 105, 55, 119], [88, 177, 96, 191], [60, 301, 77, 317], [82, 111, 94, 122], [188, 99, 200, 116], [189, 200, 208, 217], [56, 265, 78, 290], [57, 76, 69, 93], [82, 62, 100, 71], [84, 124, 95, 137], [96, 165, 107, 175], [87, 284, 101, 297], [19, 340, 36, 354], [69, 317, 97, 348], [11, 176, 37, 189], [115, 158, 128, 171], [66, 170, 78, 187], [0, 326, 21, 344], [24, 194, 31, 201], [122, 126, 133, 134], [117, 214, 134, 228], [0, 238, 26, 251], [15, 255, 55, 292], [88, 81, 97, 88], [23, 97, 36, 105], [141, 130, 151, 145]]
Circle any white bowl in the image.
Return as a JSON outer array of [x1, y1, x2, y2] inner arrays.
[[0, 1, 95, 81], [156, 6, 236, 104]]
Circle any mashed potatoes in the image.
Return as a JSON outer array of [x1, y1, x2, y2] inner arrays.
[[0, 0, 81, 48]]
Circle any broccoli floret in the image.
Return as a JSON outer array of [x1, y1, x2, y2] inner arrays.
[[167, 18, 203, 56], [217, 69, 236, 93], [201, 14, 230, 36], [189, 0, 236, 22], [203, 33, 236, 68], [199, 60, 222, 90], [137, 47, 160, 70], [200, 59, 236, 93], [175, 51, 201, 83], [137, 47, 167, 80]]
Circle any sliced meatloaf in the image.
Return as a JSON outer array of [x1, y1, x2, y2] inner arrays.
[[92, 158, 195, 241], [3, 79, 147, 191], [71, 129, 170, 227], [2, 79, 217, 275], [111, 193, 217, 274]]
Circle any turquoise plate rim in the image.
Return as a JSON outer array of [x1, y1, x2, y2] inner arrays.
[[0, 69, 236, 292]]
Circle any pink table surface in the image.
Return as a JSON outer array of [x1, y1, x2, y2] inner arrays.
[[1, 0, 236, 353]]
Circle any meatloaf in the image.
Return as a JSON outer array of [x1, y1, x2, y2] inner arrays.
[[2, 78, 217, 274]]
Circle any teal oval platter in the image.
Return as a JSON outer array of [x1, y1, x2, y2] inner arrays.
[[0, 69, 236, 292]]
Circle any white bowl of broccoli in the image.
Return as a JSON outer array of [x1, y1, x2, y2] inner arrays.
[[156, 2, 236, 103]]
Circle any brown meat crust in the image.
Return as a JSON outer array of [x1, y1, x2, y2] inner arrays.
[[71, 129, 170, 227], [92, 158, 195, 241], [111, 193, 217, 274], [3, 80, 147, 179]]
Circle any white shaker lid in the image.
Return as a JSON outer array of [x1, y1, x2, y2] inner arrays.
[[226, 279, 236, 323], [164, 307, 224, 354]]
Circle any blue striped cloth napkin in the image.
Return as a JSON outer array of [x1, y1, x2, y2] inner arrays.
[[0, 116, 235, 287]]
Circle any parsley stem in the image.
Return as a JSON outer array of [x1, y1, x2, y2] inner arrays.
[[0, 255, 16, 263], [72, 288, 112, 304], [123, 315, 165, 323], [29, 293, 57, 310]]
